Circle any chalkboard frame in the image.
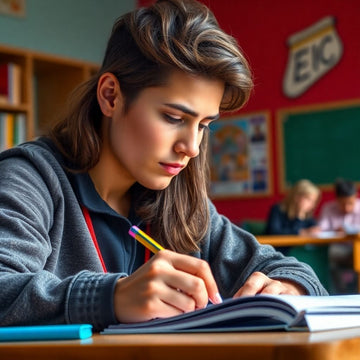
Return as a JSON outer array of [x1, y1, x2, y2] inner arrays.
[[277, 99, 360, 192]]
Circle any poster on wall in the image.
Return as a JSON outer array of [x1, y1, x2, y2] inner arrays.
[[209, 112, 271, 198], [0, 0, 26, 17]]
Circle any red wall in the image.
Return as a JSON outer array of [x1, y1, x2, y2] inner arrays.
[[137, 0, 360, 223]]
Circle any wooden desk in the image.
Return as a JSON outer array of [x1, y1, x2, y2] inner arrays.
[[1, 329, 360, 360], [257, 234, 360, 291]]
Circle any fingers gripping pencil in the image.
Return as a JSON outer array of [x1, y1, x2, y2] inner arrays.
[[128, 225, 222, 305]]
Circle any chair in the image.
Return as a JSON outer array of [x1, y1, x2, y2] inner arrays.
[[288, 245, 331, 293], [240, 219, 266, 236], [240, 219, 331, 292]]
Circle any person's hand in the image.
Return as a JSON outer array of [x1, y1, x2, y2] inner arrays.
[[233, 272, 306, 298], [113, 249, 222, 323], [299, 226, 320, 236]]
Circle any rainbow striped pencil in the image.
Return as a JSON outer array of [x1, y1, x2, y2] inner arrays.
[[129, 225, 164, 254]]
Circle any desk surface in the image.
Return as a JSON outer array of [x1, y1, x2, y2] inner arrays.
[[2, 235, 359, 360], [256, 233, 359, 247], [257, 233, 360, 290], [1, 328, 360, 360]]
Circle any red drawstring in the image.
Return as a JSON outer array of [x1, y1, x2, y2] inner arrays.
[[144, 248, 151, 263], [81, 205, 152, 267], [81, 205, 107, 273], [144, 223, 152, 263]]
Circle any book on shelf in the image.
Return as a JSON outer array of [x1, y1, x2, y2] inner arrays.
[[102, 294, 360, 334], [0, 112, 26, 151], [0, 62, 21, 105], [13, 112, 26, 145]]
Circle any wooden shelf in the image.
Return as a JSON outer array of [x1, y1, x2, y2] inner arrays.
[[0, 44, 99, 141]]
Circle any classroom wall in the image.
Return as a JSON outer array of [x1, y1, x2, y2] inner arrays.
[[137, 0, 360, 224], [200, 0, 360, 224], [6, 0, 353, 225], [0, 0, 135, 63]]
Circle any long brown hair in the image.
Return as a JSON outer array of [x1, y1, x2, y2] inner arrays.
[[281, 179, 320, 219], [49, 0, 253, 253]]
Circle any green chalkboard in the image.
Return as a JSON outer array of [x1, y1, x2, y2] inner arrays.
[[280, 101, 360, 188]]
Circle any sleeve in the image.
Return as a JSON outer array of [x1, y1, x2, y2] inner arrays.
[[265, 204, 285, 234], [265, 204, 304, 235], [317, 203, 332, 231], [0, 155, 121, 331], [265, 204, 296, 234], [305, 217, 318, 228], [200, 201, 328, 298]]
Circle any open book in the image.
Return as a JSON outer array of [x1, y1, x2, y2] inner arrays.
[[102, 294, 360, 334]]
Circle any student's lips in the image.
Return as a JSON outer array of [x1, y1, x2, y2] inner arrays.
[[160, 162, 185, 175]]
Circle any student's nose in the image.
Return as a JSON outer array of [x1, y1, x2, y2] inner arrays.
[[174, 127, 200, 158]]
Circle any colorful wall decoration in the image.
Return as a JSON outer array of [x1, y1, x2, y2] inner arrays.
[[209, 112, 271, 197]]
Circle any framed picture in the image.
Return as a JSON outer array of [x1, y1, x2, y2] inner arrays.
[[0, 0, 26, 17], [209, 111, 272, 198]]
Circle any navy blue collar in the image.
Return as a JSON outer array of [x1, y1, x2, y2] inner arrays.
[[71, 172, 141, 225]]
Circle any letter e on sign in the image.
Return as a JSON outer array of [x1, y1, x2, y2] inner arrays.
[[283, 16, 343, 98]]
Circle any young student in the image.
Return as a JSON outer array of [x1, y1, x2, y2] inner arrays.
[[0, 0, 327, 331], [318, 178, 360, 293], [318, 178, 360, 233], [265, 179, 321, 236]]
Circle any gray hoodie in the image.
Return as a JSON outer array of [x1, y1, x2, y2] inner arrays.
[[0, 139, 327, 331]]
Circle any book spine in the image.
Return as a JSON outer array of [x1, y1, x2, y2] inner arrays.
[[0, 64, 9, 104], [4, 113, 14, 149], [0, 112, 25, 151], [0, 62, 21, 105], [14, 113, 26, 145], [0, 112, 5, 151]]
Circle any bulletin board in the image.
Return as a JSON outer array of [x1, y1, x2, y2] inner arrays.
[[277, 99, 360, 191], [209, 111, 272, 198]]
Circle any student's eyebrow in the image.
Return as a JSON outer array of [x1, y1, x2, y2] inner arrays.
[[164, 103, 220, 121]]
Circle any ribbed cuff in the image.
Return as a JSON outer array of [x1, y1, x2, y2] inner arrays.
[[66, 271, 124, 331]]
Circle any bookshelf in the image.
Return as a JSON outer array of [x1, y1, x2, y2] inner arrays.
[[0, 44, 99, 149]]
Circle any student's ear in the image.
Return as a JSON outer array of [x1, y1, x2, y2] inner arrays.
[[97, 72, 123, 117]]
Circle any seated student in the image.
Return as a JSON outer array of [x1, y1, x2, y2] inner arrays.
[[318, 178, 360, 233], [0, 0, 327, 332], [318, 178, 360, 293], [265, 179, 321, 236]]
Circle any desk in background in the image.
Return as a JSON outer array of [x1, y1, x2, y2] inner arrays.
[[257, 234, 360, 292], [1, 329, 360, 360]]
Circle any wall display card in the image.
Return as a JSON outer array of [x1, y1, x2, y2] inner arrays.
[[209, 112, 272, 198], [0, 0, 25, 18]]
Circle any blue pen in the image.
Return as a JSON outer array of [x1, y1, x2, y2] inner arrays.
[[0, 324, 92, 342]]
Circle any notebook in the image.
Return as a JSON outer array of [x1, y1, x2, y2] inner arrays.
[[102, 294, 360, 334]]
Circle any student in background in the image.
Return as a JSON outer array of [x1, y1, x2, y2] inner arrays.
[[318, 178, 360, 293], [318, 178, 360, 233], [265, 179, 321, 236], [0, 0, 327, 331]]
